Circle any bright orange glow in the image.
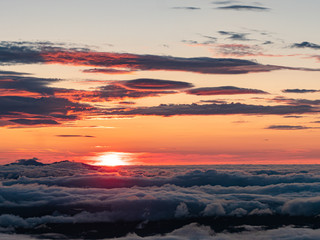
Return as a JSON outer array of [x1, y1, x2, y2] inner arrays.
[[94, 152, 132, 166]]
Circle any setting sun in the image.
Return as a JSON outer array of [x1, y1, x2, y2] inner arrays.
[[94, 152, 132, 166]]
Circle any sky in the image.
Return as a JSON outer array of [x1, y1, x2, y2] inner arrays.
[[1, 0, 320, 165]]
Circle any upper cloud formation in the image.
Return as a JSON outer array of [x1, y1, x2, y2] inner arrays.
[[1, 41, 319, 75], [186, 86, 268, 95], [216, 5, 270, 11], [291, 41, 320, 50]]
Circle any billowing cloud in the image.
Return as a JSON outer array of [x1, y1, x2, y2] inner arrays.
[[291, 41, 320, 50], [105, 102, 316, 117], [216, 5, 270, 11], [282, 89, 319, 93], [266, 125, 311, 130], [186, 86, 268, 95], [2, 162, 320, 238]]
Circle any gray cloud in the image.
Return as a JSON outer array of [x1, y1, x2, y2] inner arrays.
[[55, 135, 95, 138], [105, 102, 316, 117], [218, 31, 250, 41], [291, 42, 320, 50], [172, 7, 201, 10], [186, 86, 268, 95], [121, 78, 193, 90], [1, 41, 319, 75], [266, 125, 311, 130], [2, 163, 320, 238], [282, 89, 320, 93], [216, 5, 270, 11]]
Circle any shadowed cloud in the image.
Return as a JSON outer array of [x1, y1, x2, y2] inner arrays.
[[216, 5, 270, 11], [186, 86, 268, 95], [266, 125, 311, 130], [122, 79, 193, 90], [282, 89, 319, 93], [291, 42, 320, 50], [56, 135, 95, 138], [2, 41, 320, 75], [105, 102, 316, 117]]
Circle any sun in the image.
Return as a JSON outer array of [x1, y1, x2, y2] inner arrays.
[[94, 152, 131, 166]]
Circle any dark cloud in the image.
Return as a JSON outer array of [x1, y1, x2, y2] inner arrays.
[[0, 70, 31, 76], [122, 79, 193, 90], [9, 119, 59, 125], [216, 5, 270, 11], [2, 41, 319, 75], [105, 102, 316, 117], [272, 96, 320, 106], [266, 125, 311, 130], [56, 135, 95, 138], [0, 96, 93, 126], [96, 84, 177, 100], [172, 7, 201, 10], [0, 74, 60, 95], [282, 89, 319, 93], [291, 41, 320, 50], [186, 86, 268, 95], [218, 31, 250, 41]]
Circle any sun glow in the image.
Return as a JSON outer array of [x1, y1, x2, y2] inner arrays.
[[94, 152, 132, 166]]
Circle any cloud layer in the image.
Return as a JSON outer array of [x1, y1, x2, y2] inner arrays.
[[2, 161, 320, 238]]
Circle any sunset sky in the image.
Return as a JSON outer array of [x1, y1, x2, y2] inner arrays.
[[1, 0, 320, 165]]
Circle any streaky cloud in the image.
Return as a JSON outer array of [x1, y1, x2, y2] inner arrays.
[[216, 5, 270, 11], [186, 86, 268, 95]]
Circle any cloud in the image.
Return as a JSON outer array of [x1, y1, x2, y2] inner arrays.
[[272, 96, 320, 106], [1, 41, 319, 75], [266, 125, 311, 130], [0, 96, 93, 126], [55, 135, 95, 138], [218, 31, 250, 41], [291, 41, 320, 50], [282, 89, 319, 93], [216, 5, 270, 11], [0, 74, 60, 96], [3, 162, 320, 237], [172, 7, 201, 10], [121, 79, 193, 90], [186, 86, 268, 95], [82, 68, 134, 74], [9, 119, 59, 125], [105, 102, 316, 117]]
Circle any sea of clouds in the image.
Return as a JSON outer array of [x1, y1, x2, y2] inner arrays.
[[1, 159, 320, 239]]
